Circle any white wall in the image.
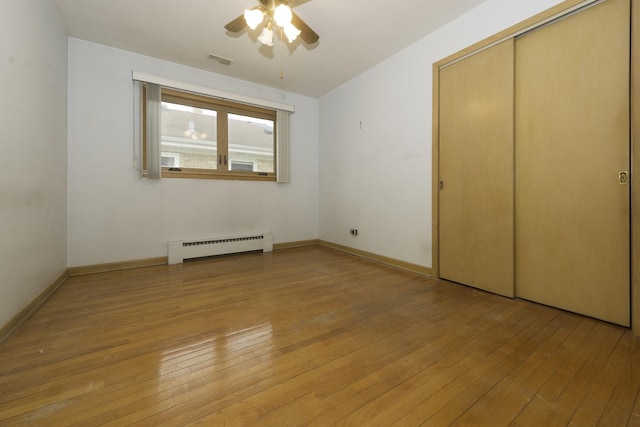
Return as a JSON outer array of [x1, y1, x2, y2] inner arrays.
[[67, 38, 319, 267], [319, 0, 565, 268], [0, 0, 68, 328]]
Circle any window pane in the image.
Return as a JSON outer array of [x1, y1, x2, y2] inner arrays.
[[228, 113, 274, 173], [161, 102, 217, 170]]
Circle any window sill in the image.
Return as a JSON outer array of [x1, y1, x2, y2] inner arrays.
[[162, 169, 276, 182]]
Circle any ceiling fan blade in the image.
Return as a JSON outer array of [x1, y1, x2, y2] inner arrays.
[[291, 11, 319, 44], [224, 14, 246, 32]]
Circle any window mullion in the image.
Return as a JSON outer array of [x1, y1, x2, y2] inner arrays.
[[218, 108, 229, 173]]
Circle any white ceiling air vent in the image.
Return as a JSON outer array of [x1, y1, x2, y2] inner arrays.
[[208, 53, 233, 66]]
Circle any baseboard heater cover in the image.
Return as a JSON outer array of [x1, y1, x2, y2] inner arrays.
[[168, 233, 273, 264]]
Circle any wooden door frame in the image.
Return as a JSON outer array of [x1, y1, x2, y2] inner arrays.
[[432, 0, 640, 334], [631, 0, 639, 333]]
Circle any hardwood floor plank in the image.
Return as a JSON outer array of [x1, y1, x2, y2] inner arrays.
[[542, 322, 623, 424], [257, 330, 460, 425], [598, 334, 640, 426], [396, 305, 561, 425], [52, 278, 428, 424], [512, 319, 622, 426], [0, 246, 638, 426], [333, 299, 555, 425], [568, 329, 630, 425], [121, 300, 429, 425], [444, 311, 574, 426], [188, 320, 447, 425]]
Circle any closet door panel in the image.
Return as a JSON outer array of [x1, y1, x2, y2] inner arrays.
[[515, 0, 630, 325], [439, 39, 514, 297]]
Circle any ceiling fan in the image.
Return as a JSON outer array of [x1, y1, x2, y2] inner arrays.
[[224, 0, 319, 46]]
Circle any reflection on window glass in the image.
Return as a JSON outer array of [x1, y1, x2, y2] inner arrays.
[[161, 102, 217, 170], [228, 113, 274, 173]]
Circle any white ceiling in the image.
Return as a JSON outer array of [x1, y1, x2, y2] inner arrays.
[[51, 0, 489, 98]]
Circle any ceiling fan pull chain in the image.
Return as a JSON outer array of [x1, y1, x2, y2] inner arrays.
[[280, 27, 285, 79]]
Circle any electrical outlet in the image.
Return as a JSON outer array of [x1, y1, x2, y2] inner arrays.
[[350, 228, 358, 236]]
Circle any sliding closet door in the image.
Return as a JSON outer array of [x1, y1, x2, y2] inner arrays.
[[439, 39, 514, 297], [515, 0, 630, 325]]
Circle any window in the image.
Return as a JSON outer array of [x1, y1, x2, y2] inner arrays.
[[143, 85, 277, 181]]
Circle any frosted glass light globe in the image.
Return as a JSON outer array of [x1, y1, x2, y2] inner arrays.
[[244, 9, 264, 30], [273, 4, 292, 27]]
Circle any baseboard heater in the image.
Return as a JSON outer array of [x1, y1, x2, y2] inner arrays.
[[168, 233, 273, 264]]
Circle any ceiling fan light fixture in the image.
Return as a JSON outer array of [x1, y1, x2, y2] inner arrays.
[[258, 24, 274, 46], [273, 4, 293, 27], [243, 8, 264, 30], [225, 0, 319, 50], [283, 23, 301, 43]]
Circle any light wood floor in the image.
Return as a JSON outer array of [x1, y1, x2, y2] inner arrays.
[[1, 246, 639, 426]]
